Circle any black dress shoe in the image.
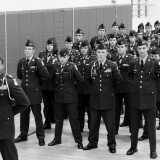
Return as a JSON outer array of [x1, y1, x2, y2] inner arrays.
[[150, 151, 157, 159], [120, 122, 128, 127], [39, 139, 45, 146], [48, 140, 61, 146], [138, 135, 148, 141], [15, 135, 27, 143], [109, 147, 116, 153], [83, 143, 97, 150], [77, 142, 83, 149], [43, 123, 51, 129], [126, 148, 138, 155]]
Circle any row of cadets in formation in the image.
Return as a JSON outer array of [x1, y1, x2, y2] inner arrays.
[[11, 20, 160, 160]]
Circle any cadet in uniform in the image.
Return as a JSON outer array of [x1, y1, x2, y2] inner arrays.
[[110, 38, 134, 134], [126, 39, 159, 159], [128, 30, 138, 56], [38, 38, 58, 129], [119, 23, 129, 42], [73, 28, 84, 51], [108, 21, 121, 40], [108, 34, 118, 55], [83, 43, 123, 153], [0, 56, 30, 160], [144, 22, 155, 41], [48, 48, 84, 149], [65, 36, 80, 62], [74, 40, 96, 132], [137, 23, 145, 33], [152, 20, 160, 35], [90, 24, 109, 52], [15, 40, 49, 146]]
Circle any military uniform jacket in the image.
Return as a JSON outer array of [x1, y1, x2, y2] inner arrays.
[[107, 46, 118, 55], [17, 56, 49, 105], [89, 59, 123, 110], [128, 56, 160, 110], [74, 55, 96, 94], [110, 53, 134, 93], [51, 62, 84, 103], [0, 73, 30, 140], [38, 51, 57, 90], [150, 39, 160, 48], [128, 43, 138, 56]]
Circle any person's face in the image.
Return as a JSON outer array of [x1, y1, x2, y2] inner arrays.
[[96, 49, 107, 62], [0, 60, 4, 74], [117, 44, 127, 55], [58, 55, 69, 65], [46, 44, 54, 52], [119, 28, 126, 35], [145, 26, 152, 34], [75, 34, 83, 42], [24, 46, 35, 58], [152, 54, 160, 60], [137, 45, 148, 58], [109, 38, 117, 46], [154, 24, 160, 30], [65, 41, 73, 50], [98, 29, 106, 37], [137, 32, 143, 39], [129, 36, 136, 43], [112, 26, 119, 34], [80, 46, 88, 55]]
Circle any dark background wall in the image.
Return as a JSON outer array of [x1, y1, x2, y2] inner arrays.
[[0, 4, 132, 78]]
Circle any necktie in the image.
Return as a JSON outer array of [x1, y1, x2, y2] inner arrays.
[[141, 59, 143, 69], [47, 54, 51, 62], [26, 59, 30, 64], [119, 57, 122, 64], [100, 63, 103, 70]]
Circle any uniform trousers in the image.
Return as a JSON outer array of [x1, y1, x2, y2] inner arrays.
[[131, 108, 156, 151], [20, 104, 45, 140], [77, 94, 90, 131], [54, 102, 82, 143], [0, 139, 18, 160], [115, 93, 131, 133], [88, 108, 116, 148], [41, 90, 55, 124]]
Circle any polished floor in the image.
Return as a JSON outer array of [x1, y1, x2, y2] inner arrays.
[[2, 112, 160, 160]]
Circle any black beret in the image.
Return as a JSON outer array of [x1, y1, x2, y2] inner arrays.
[[109, 33, 116, 39], [145, 22, 152, 27], [119, 23, 125, 29], [25, 40, 35, 48], [98, 24, 106, 30], [117, 38, 127, 45], [75, 28, 84, 34], [129, 30, 136, 36], [154, 20, 160, 25], [59, 48, 69, 57], [47, 38, 56, 44], [96, 43, 107, 50], [151, 48, 160, 55], [112, 21, 119, 27], [81, 40, 89, 47], [65, 36, 73, 42], [137, 39, 148, 46], [138, 23, 144, 29]]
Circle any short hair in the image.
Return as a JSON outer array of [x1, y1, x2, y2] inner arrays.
[[0, 56, 4, 64]]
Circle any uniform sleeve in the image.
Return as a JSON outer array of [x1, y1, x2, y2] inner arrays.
[[111, 63, 123, 88], [17, 60, 22, 80], [7, 78, 30, 115], [36, 59, 49, 81], [72, 64, 84, 82]]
